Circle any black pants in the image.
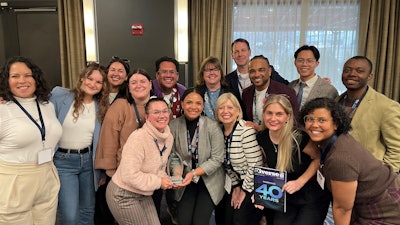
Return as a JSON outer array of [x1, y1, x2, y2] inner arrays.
[[177, 178, 215, 225], [94, 176, 116, 225], [215, 191, 263, 225], [272, 180, 331, 225]]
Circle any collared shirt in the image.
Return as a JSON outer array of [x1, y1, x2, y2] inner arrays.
[[238, 72, 251, 97], [297, 75, 318, 108]]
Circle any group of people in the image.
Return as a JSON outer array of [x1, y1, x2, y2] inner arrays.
[[0, 37, 399, 225]]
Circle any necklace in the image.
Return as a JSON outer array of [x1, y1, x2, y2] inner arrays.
[[83, 102, 94, 114], [272, 143, 278, 152]]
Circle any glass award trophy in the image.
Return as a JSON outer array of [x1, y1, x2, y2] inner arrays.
[[167, 152, 184, 184]]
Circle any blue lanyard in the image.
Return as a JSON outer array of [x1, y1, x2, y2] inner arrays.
[[320, 135, 338, 167], [341, 87, 368, 118], [187, 122, 199, 167], [224, 121, 239, 170], [132, 99, 143, 127], [13, 98, 46, 142], [154, 138, 167, 156], [205, 88, 220, 118]]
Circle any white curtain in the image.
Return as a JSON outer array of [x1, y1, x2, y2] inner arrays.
[[232, 0, 360, 94]]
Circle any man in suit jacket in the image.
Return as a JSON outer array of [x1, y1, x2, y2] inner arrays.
[[225, 38, 289, 105], [242, 55, 298, 129], [289, 45, 338, 109], [337, 56, 400, 172]]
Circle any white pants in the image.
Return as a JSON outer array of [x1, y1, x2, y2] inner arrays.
[[0, 162, 60, 225]]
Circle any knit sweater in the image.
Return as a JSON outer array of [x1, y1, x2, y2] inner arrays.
[[111, 121, 173, 196]]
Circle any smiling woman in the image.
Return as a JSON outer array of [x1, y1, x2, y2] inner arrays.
[[195, 56, 232, 119], [49, 62, 109, 225], [105, 97, 173, 225], [169, 87, 225, 225], [0, 56, 63, 225], [300, 97, 400, 225]]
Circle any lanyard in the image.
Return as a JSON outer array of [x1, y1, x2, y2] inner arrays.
[[154, 138, 167, 156], [187, 122, 199, 167], [13, 98, 46, 142], [253, 89, 269, 125], [132, 99, 143, 127], [341, 87, 368, 118], [205, 88, 220, 118], [224, 121, 239, 170], [164, 87, 181, 118], [320, 135, 338, 167]]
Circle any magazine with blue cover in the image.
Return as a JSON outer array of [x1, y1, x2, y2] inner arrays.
[[254, 166, 287, 212]]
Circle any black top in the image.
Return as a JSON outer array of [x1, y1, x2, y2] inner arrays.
[[256, 129, 310, 181]]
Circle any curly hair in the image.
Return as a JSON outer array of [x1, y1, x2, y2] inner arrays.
[[71, 62, 109, 122], [0, 56, 50, 103], [300, 97, 352, 135]]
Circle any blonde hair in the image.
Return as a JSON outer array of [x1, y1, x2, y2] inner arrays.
[[262, 95, 301, 172], [215, 93, 243, 122]]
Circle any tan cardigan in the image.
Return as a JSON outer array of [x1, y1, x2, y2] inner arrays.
[[112, 121, 173, 196], [94, 98, 145, 176]]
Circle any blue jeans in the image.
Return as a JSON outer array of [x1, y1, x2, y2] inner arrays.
[[54, 150, 95, 225]]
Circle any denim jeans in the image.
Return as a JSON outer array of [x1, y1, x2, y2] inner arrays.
[[54, 150, 95, 225]]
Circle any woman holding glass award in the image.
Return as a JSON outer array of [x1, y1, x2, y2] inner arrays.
[[214, 93, 264, 225], [169, 87, 225, 225], [106, 97, 174, 225], [255, 95, 330, 225]]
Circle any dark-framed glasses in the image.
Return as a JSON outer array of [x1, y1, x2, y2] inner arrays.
[[303, 115, 330, 125]]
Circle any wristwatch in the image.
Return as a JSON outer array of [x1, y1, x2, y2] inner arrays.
[[191, 169, 200, 183]]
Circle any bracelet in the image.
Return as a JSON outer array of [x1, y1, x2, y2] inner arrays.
[[191, 169, 200, 183]]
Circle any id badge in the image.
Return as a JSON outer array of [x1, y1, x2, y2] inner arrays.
[[224, 174, 232, 194], [317, 169, 325, 190], [38, 148, 52, 164]]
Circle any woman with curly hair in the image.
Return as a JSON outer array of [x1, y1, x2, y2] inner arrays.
[[0, 56, 63, 224], [50, 62, 109, 225], [301, 97, 400, 225]]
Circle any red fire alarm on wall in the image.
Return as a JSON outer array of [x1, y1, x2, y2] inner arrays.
[[131, 24, 144, 36]]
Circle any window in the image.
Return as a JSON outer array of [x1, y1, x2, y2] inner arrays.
[[83, 0, 97, 62], [232, 0, 360, 94]]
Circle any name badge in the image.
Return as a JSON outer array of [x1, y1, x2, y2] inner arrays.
[[224, 174, 232, 194], [317, 169, 325, 190], [38, 148, 52, 164]]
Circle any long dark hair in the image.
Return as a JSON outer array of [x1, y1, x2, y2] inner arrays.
[[0, 56, 50, 102]]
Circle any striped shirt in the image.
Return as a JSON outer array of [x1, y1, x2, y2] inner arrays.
[[224, 120, 264, 192]]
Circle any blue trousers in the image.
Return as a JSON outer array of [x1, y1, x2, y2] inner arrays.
[[54, 150, 95, 225]]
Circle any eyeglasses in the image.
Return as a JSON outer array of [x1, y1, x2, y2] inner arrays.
[[295, 58, 316, 64], [158, 70, 178, 75], [303, 116, 330, 125], [149, 109, 171, 116], [203, 68, 220, 73]]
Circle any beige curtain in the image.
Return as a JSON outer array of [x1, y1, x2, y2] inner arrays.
[[58, 0, 86, 89], [189, 0, 232, 84], [359, 0, 400, 102]]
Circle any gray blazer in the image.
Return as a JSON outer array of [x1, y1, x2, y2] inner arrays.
[[289, 76, 339, 108], [169, 116, 225, 205]]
